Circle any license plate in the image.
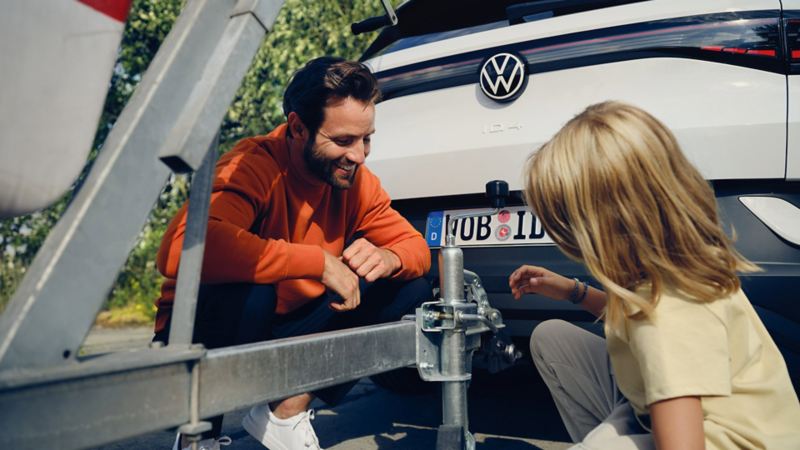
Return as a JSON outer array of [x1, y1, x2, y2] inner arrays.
[[425, 206, 554, 248]]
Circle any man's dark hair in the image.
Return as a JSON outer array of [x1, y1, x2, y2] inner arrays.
[[283, 56, 381, 137]]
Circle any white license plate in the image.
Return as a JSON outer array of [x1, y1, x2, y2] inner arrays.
[[425, 206, 554, 248]]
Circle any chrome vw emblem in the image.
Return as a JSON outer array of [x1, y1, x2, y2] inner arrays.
[[479, 52, 528, 103]]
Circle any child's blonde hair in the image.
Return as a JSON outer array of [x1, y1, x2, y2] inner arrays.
[[524, 101, 759, 331]]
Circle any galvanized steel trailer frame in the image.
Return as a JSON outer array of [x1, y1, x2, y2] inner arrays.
[[0, 1, 514, 449], [0, 322, 419, 449]]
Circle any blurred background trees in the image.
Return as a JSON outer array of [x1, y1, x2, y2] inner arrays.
[[0, 0, 390, 326]]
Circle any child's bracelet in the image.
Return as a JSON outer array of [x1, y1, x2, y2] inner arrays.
[[568, 278, 589, 305], [567, 278, 580, 303], [578, 281, 589, 304]]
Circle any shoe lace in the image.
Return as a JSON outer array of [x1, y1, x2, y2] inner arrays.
[[292, 409, 320, 449]]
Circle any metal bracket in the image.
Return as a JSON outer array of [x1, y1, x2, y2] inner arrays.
[[415, 270, 520, 384], [415, 302, 480, 382], [178, 350, 212, 448], [420, 277, 504, 333], [420, 301, 467, 332], [177, 421, 212, 446], [464, 270, 504, 330]]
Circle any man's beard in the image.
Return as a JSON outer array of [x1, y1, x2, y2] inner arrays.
[[303, 137, 357, 189]]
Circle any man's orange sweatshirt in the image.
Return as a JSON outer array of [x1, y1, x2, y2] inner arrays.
[[154, 124, 431, 332]]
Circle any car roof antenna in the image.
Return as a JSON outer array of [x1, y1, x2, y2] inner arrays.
[[351, 0, 399, 35]]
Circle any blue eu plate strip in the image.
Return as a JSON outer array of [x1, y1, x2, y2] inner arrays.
[[425, 211, 444, 247]]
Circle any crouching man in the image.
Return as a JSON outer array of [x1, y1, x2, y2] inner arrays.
[[153, 57, 432, 450]]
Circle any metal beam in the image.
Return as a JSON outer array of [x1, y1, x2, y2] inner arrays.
[[160, 0, 282, 172], [0, 321, 416, 450], [0, 0, 285, 370], [0, 347, 203, 450], [169, 140, 217, 347], [199, 321, 417, 417]]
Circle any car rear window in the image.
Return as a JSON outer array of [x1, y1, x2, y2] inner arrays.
[[373, 21, 508, 57], [360, 0, 647, 60]]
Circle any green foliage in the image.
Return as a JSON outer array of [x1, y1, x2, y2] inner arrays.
[[1, 0, 395, 325], [0, 205, 66, 310]]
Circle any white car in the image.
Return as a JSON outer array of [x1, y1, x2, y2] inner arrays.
[[359, 0, 800, 382]]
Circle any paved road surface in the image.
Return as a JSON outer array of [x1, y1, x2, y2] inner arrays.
[[84, 327, 571, 450]]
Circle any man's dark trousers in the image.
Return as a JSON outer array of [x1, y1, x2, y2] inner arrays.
[[154, 277, 431, 436]]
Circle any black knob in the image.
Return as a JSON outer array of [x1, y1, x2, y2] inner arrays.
[[485, 180, 509, 209]]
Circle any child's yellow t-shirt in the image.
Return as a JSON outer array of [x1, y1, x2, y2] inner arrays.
[[606, 286, 800, 449]]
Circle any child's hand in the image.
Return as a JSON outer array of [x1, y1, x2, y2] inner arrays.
[[508, 265, 573, 301]]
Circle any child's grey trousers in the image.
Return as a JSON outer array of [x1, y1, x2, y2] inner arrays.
[[530, 319, 655, 450]]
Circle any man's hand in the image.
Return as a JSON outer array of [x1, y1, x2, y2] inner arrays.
[[322, 251, 360, 312], [342, 238, 401, 282], [508, 265, 573, 301]]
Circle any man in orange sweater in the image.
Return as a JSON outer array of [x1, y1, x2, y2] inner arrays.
[[155, 57, 431, 450]]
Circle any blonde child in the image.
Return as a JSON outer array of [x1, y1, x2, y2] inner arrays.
[[509, 102, 800, 449]]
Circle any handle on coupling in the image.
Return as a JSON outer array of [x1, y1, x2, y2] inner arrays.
[[457, 313, 498, 334]]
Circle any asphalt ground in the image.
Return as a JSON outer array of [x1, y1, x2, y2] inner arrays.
[[83, 326, 571, 450]]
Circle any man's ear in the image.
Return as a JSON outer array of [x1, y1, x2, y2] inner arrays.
[[287, 112, 308, 140]]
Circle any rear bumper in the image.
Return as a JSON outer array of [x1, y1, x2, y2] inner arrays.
[[394, 181, 800, 382]]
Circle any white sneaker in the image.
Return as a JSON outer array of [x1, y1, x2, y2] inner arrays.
[[172, 432, 232, 450], [242, 403, 322, 450]]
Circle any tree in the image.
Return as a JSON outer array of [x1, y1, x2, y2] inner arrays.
[[0, 0, 393, 325]]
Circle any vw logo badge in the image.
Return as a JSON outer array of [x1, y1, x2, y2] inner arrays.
[[479, 52, 528, 103]]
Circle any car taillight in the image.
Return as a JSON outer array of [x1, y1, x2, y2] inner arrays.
[[681, 15, 783, 73], [787, 19, 800, 62], [701, 46, 777, 57]]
